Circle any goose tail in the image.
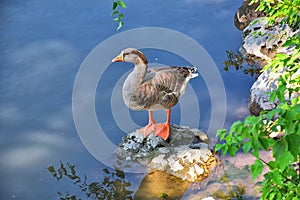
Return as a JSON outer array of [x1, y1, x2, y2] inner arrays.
[[190, 67, 198, 79]]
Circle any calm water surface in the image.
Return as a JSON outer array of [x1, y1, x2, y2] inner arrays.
[[0, 0, 256, 199]]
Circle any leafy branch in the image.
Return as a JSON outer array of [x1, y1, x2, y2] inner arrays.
[[215, 0, 300, 199], [111, 0, 127, 30]]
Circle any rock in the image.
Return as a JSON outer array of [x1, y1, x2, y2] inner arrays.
[[202, 198, 215, 200], [115, 124, 217, 182], [239, 17, 294, 68], [249, 68, 300, 116], [234, 0, 265, 30]]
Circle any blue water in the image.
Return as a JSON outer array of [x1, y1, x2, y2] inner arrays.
[[0, 0, 255, 199]]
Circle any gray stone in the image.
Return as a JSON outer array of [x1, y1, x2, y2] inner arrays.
[[249, 68, 300, 116], [234, 0, 265, 30], [148, 144, 213, 182], [239, 17, 294, 68], [115, 124, 217, 182]]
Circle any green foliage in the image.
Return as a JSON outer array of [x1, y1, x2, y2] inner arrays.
[[111, 0, 127, 30], [250, 0, 300, 30], [216, 100, 300, 199], [216, 0, 300, 199]]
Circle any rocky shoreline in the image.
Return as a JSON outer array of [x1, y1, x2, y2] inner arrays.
[[235, 1, 299, 116]]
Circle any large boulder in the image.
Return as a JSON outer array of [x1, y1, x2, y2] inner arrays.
[[234, 0, 265, 30], [239, 17, 294, 68], [115, 125, 217, 182], [249, 68, 300, 116]]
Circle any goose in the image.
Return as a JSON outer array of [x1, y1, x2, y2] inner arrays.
[[112, 48, 198, 140]]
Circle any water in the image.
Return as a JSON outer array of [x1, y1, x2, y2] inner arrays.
[[0, 0, 256, 199]]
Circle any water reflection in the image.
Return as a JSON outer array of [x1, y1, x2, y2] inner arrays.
[[223, 50, 261, 77], [135, 170, 190, 200], [210, 160, 246, 199], [183, 153, 262, 200], [48, 162, 190, 200], [48, 162, 134, 200], [48, 155, 261, 200], [1, 0, 254, 198]]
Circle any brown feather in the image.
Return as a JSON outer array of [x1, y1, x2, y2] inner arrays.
[[129, 66, 194, 109], [117, 48, 198, 111]]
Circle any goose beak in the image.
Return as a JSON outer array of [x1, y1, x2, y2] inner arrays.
[[112, 53, 123, 62]]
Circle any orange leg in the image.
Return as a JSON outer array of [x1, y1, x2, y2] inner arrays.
[[138, 111, 155, 137], [153, 109, 171, 140]]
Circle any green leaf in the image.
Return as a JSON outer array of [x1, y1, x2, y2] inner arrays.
[[245, 116, 256, 125], [274, 53, 288, 60], [116, 21, 123, 30], [277, 84, 286, 103], [221, 145, 228, 156], [262, 175, 272, 199], [273, 139, 287, 161], [251, 139, 260, 158], [286, 134, 300, 159], [265, 108, 281, 119], [252, 148, 260, 158], [258, 137, 270, 150], [241, 126, 251, 138], [117, 0, 127, 8], [112, 1, 118, 10], [228, 145, 239, 157], [111, 10, 119, 16], [267, 161, 277, 170], [251, 159, 264, 181], [225, 134, 233, 145], [270, 91, 277, 102], [249, 0, 258, 6], [278, 151, 294, 171], [269, 170, 282, 185], [216, 129, 227, 140], [230, 120, 243, 133], [214, 143, 224, 152], [242, 140, 252, 153], [269, 191, 276, 200]]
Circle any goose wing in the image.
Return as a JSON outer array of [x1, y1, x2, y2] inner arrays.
[[129, 66, 197, 110]]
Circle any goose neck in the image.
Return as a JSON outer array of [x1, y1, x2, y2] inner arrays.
[[132, 63, 147, 84]]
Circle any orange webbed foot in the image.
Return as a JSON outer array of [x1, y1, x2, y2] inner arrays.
[[138, 123, 154, 137], [153, 123, 170, 140]]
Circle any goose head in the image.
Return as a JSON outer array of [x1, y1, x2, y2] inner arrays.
[[112, 48, 148, 65]]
